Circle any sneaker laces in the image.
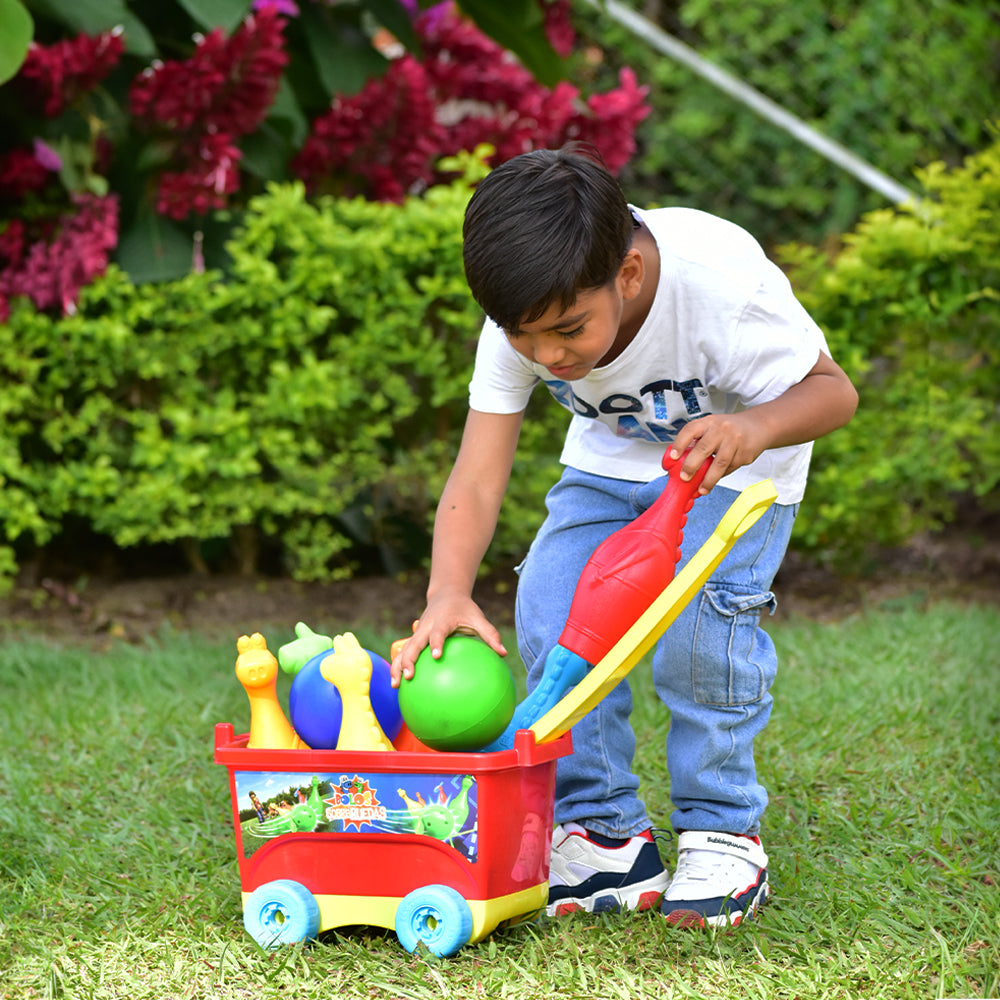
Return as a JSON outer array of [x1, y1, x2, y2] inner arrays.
[[671, 847, 719, 885]]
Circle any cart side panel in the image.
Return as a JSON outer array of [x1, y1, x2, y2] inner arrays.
[[466, 752, 558, 899], [240, 833, 483, 901], [224, 758, 559, 902], [215, 725, 571, 927]]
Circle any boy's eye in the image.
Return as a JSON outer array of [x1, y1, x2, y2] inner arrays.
[[558, 326, 584, 339]]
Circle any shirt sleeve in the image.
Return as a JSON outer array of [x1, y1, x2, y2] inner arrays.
[[467, 317, 540, 414], [718, 262, 828, 407]]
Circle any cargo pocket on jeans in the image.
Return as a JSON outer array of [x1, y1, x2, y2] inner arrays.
[[691, 586, 777, 706]]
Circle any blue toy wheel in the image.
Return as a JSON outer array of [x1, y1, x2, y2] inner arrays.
[[243, 879, 321, 948], [395, 884, 473, 957]]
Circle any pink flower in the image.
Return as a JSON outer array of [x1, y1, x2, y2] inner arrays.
[[541, 0, 575, 59], [252, 0, 299, 14], [0, 194, 119, 315], [574, 68, 651, 173], [32, 138, 63, 172]]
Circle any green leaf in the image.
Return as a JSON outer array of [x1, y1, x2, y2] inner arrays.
[[240, 125, 292, 182], [115, 211, 194, 284], [24, 0, 155, 56], [457, 0, 566, 86], [298, 1, 388, 97], [117, 11, 156, 56], [263, 73, 308, 147], [175, 0, 250, 34], [0, 0, 32, 86], [362, 0, 419, 52], [25, 0, 121, 27]]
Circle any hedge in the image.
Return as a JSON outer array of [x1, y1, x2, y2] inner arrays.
[[579, 0, 999, 247], [782, 137, 1000, 563], [0, 158, 484, 587], [2, 141, 997, 591]]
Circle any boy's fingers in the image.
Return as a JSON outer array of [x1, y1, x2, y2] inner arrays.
[[391, 636, 426, 686], [390, 611, 508, 688], [453, 620, 507, 657], [681, 443, 715, 481], [479, 623, 508, 657]]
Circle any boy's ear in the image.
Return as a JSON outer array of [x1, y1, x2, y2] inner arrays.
[[618, 248, 645, 300]]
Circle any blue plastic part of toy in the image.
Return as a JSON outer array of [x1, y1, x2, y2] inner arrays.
[[394, 884, 473, 957], [479, 644, 589, 752], [243, 879, 321, 948], [289, 648, 403, 749]]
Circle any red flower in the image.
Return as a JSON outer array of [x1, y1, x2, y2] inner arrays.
[[0, 218, 27, 268], [129, 8, 289, 137], [414, 4, 646, 175], [156, 134, 243, 220], [18, 29, 125, 117], [0, 148, 51, 200], [129, 6, 289, 218], [292, 2, 649, 200], [293, 55, 444, 201]]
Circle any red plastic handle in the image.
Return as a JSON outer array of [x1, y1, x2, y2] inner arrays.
[[556, 449, 710, 666]]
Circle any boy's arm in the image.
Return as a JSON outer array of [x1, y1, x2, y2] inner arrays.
[[670, 351, 858, 494], [391, 407, 524, 685]]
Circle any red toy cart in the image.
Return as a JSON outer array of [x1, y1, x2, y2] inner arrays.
[[214, 724, 571, 956], [214, 472, 777, 956]]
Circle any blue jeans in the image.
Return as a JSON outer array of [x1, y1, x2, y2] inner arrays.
[[515, 466, 797, 840]]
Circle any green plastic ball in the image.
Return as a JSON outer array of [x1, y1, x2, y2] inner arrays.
[[399, 635, 516, 751]]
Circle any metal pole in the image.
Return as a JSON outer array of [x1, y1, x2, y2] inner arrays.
[[585, 0, 917, 205]]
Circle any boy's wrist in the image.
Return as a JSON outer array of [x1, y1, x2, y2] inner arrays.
[[425, 581, 474, 607]]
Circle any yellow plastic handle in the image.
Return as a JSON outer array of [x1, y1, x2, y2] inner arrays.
[[530, 478, 777, 744]]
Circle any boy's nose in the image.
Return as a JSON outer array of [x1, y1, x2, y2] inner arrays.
[[532, 338, 565, 366]]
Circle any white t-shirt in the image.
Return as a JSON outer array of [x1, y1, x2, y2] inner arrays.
[[468, 206, 828, 504]]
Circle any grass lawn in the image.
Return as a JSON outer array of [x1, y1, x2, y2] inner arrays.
[[1, 597, 997, 999]]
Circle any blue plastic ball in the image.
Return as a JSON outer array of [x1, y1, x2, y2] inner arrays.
[[289, 648, 402, 749]]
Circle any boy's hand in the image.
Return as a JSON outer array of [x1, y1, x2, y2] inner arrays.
[[668, 352, 859, 495], [669, 411, 769, 495], [389, 590, 508, 687]]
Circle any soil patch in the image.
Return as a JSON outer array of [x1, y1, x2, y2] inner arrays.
[[3, 522, 997, 649]]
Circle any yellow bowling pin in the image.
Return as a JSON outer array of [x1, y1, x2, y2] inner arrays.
[[235, 632, 307, 750]]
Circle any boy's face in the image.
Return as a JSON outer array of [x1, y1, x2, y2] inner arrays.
[[504, 252, 643, 381]]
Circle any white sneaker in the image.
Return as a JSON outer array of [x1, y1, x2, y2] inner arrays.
[[546, 822, 670, 916], [660, 831, 770, 928]]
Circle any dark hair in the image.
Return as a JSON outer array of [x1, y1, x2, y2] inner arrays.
[[462, 144, 634, 332]]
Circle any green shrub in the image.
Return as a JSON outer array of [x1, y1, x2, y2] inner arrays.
[[579, 0, 999, 246], [783, 137, 1000, 562], [4, 141, 996, 592], [0, 155, 569, 591], [0, 175, 450, 585]]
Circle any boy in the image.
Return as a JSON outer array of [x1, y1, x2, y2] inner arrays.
[[392, 145, 857, 927]]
